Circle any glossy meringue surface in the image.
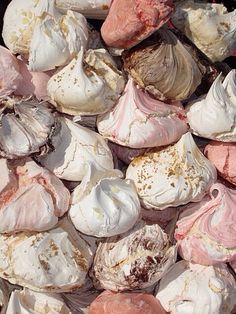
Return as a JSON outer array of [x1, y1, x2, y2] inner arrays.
[[155, 260, 236, 314], [97, 79, 188, 148], [126, 132, 217, 209]]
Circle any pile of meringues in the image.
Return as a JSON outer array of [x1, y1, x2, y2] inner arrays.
[[0, 0, 236, 313]]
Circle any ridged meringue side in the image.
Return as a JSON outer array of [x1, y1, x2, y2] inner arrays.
[[175, 183, 236, 265], [155, 261, 236, 314], [97, 79, 188, 148], [47, 48, 125, 116], [0, 218, 93, 292], [126, 132, 217, 209], [69, 163, 141, 237], [90, 220, 177, 291], [187, 70, 236, 141]]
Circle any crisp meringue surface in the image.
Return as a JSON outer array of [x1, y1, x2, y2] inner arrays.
[[126, 132, 217, 209], [97, 79, 188, 148], [47, 48, 125, 116], [6, 289, 71, 314], [155, 261, 236, 314], [0, 218, 93, 292], [38, 118, 114, 181], [187, 70, 236, 141], [90, 220, 177, 291], [175, 183, 236, 265], [69, 163, 141, 237], [172, 0, 236, 62]]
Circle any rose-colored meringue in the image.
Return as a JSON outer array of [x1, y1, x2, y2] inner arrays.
[[155, 261, 236, 314], [101, 0, 174, 48], [89, 290, 167, 314], [204, 141, 236, 185], [175, 183, 236, 265], [0, 158, 69, 233], [97, 79, 188, 149]]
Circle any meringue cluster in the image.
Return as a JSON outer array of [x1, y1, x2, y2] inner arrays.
[[0, 0, 236, 313]]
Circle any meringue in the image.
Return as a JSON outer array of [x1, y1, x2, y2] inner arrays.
[[97, 79, 188, 148], [0, 279, 9, 314], [38, 118, 114, 181], [155, 261, 236, 314], [175, 183, 236, 265], [172, 0, 236, 62], [126, 132, 217, 209], [90, 220, 177, 291], [108, 142, 147, 165], [47, 48, 125, 116], [122, 29, 205, 101], [0, 218, 93, 292], [69, 163, 141, 237], [187, 70, 236, 141]]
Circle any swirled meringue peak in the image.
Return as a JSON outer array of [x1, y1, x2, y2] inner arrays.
[[172, 0, 236, 62], [69, 163, 141, 237], [0, 158, 69, 233], [175, 183, 236, 265], [122, 29, 205, 102], [90, 220, 177, 291], [38, 118, 114, 181], [0, 218, 93, 292], [47, 48, 125, 116], [97, 79, 188, 148], [126, 132, 217, 210], [6, 289, 71, 314], [155, 261, 236, 314], [187, 70, 236, 141]]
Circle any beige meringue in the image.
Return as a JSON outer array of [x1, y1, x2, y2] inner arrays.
[[126, 132, 217, 209], [47, 48, 125, 116]]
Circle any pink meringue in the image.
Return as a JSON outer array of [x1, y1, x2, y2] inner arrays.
[[175, 183, 236, 265]]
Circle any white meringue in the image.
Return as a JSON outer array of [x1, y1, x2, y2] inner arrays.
[[126, 132, 217, 209], [187, 70, 236, 141], [38, 118, 114, 181], [69, 163, 141, 237], [0, 218, 93, 292], [155, 261, 236, 314], [47, 48, 125, 116]]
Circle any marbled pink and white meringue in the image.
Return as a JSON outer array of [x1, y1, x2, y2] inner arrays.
[[0, 158, 69, 233], [126, 132, 217, 209], [97, 79, 188, 149], [175, 183, 236, 265], [155, 261, 236, 314], [90, 220, 177, 291]]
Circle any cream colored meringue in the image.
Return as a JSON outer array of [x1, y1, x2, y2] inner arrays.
[[155, 261, 236, 314], [97, 79, 188, 148], [0, 218, 93, 292], [187, 70, 236, 141], [126, 132, 217, 209], [172, 0, 236, 62], [90, 220, 177, 291], [69, 163, 141, 237], [6, 289, 71, 314], [0, 279, 9, 314], [38, 118, 114, 181], [47, 48, 125, 116]]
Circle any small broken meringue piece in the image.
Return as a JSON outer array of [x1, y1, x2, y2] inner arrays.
[[38, 117, 114, 181], [69, 163, 141, 237], [155, 261, 236, 314], [126, 132, 217, 210], [47, 48, 125, 116], [0, 218, 93, 292], [187, 70, 236, 141]]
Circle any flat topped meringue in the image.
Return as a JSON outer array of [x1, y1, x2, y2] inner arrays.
[[47, 48, 125, 116], [187, 70, 236, 141], [126, 132, 217, 209], [175, 183, 236, 265], [155, 261, 236, 314], [97, 79, 188, 149], [69, 163, 141, 237]]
